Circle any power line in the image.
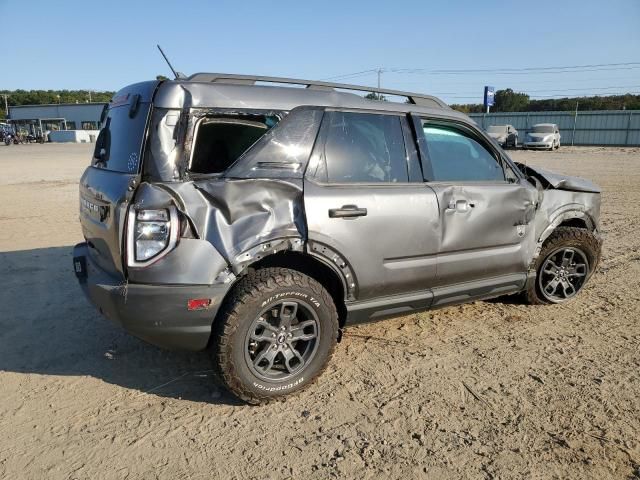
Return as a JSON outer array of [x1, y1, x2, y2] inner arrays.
[[529, 91, 640, 98], [445, 91, 640, 100], [324, 62, 640, 81], [391, 66, 640, 76], [321, 69, 378, 81], [431, 85, 640, 96], [388, 61, 640, 74], [398, 76, 640, 88]]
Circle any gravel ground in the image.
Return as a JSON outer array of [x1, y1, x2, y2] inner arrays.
[[0, 143, 638, 479]]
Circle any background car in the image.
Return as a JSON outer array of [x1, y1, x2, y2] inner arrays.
[[524, 123, 561, 150], [486, 124, 519, 148]]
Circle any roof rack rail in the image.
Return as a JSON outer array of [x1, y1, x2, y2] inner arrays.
[[186, 72, 449, 109]]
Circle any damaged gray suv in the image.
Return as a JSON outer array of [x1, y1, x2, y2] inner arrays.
[[73, 73, 602, 403]]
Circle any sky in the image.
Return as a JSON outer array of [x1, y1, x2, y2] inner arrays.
[[2, 0, 639, 104]]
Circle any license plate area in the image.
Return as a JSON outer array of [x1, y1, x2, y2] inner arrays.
[[73, 255, 87, 281]]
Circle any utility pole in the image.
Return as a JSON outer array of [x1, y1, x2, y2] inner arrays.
[[376, 67, 384, 100], [571, 101, 579, 146], [3, 94, 8, 119]]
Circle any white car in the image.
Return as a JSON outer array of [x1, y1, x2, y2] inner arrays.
[[486, 124, 519, 149], [524, 123, 561, 150]]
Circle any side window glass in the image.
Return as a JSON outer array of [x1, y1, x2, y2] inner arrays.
[[324, 112, 408, 183], [422, 123, 505, 182]]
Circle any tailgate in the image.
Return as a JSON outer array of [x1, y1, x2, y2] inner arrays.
[[78, 82, 157, 275], [79, 168, 136, 275]]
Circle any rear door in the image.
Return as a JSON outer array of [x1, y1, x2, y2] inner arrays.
[[79, 82, 157, 275], [304, 110, 440, 300], [415, 116, 538, 292]]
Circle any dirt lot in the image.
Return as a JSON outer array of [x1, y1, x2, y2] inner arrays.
[[0, 143, 638, 479]]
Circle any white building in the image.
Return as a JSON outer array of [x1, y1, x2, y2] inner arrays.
[[8, 102, 106, 134]]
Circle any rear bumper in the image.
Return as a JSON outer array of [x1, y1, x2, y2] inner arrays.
[[73, 242, 231, 351]]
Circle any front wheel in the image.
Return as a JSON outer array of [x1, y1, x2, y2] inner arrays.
[[526, 227, 601, 305], [214, 267, 339, 404]]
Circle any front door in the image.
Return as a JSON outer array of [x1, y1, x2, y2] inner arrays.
[[416, 117, 538, 296]]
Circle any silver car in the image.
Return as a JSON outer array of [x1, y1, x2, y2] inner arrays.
[[72, 73, 602, 403], [486, 124, 519, 149], [524, 123, 561, 150]]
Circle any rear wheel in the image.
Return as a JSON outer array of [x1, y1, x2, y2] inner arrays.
[[526, 227, 601, 304], [214, 267, 338, 404]]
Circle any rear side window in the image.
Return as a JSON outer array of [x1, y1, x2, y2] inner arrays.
[[322, 112, 408, 183], [190, 115, 279, 174], [93, 103, 150, 173], [422, 124, 504, 182]]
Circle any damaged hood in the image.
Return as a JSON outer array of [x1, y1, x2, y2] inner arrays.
[[517, 163, 601, 193]]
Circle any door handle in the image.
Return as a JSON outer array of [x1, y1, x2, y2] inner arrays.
[[446, 199, 475, 212], [329, 205, 368, 218]]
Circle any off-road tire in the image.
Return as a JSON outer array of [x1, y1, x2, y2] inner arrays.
[[213, 267, 339, 404], [526, 226, 601, 305]]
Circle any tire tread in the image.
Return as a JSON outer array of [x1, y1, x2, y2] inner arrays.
[[526, 226, 601, 305], [214, 267, 338, 404]]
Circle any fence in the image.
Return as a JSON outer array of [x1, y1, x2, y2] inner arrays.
[[468, 110, 640, 146]]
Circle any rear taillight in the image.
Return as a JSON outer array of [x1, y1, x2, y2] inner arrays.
[[127, 206, 179, 267]]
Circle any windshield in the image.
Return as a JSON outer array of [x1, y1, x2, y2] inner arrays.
[[92, 103, 151, 173], [487, 126, 507, 134], [532, 125, 554, 133]]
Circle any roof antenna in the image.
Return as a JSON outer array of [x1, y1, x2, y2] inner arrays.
[[156, 44, 185, 79]]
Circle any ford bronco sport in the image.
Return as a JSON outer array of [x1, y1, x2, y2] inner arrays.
[[73, 74, 602, 403]]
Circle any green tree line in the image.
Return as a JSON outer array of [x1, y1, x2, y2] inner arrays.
[[1, 89, 114, 119], [451, 88, 640, 113], [2, 87, 638, 120]]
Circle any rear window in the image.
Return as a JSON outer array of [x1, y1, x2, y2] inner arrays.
[[92, 103, 150, 173]]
